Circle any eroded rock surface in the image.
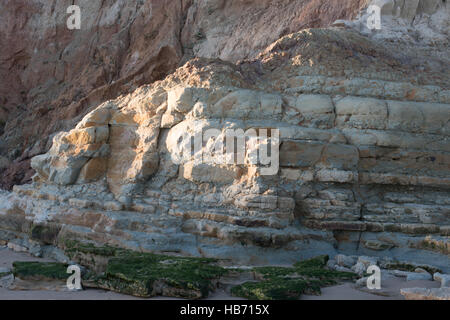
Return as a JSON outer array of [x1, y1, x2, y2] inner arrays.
[[0, 0, 370, 189], [0, 1, 449, 272], [0, 0, 184, 188], [1, 23, 449, 269], [401, 287, 450, 300]]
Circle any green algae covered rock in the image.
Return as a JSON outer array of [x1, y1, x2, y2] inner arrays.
[[382, 261, 441, 275], [93, 252, 227, 298], [12, 261, 68, 281], [231, 255, 357, 300], [63, 240, 227, 298]]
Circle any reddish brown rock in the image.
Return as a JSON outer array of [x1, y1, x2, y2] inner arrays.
[[0, 0, 184, 188]]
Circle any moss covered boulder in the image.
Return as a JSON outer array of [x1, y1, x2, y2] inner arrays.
[[12, 261, 68, 281], [92, 252, 227, 298], [63, 240, 227, 298], [231, 255, 357, 300]]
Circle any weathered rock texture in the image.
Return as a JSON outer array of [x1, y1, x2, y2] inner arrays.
[[0, 0, 185, 188], [0, 0, 370, 189], [401, 287, 450, 300], [0, 1, 449, 270]]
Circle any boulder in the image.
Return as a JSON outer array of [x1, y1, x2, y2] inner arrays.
[[401, 287, 450, 300], [433, 273, 450, 288], [335, 254, 357, 268]]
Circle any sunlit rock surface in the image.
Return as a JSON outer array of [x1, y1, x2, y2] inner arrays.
[[0, 1, 449, 270]]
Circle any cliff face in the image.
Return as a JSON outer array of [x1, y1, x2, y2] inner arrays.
[[0, 0, 186, 188], [0, 0, 369, 189], [0, 0, 449, 269]]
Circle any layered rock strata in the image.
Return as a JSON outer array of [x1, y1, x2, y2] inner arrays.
[[0, 0, 370, 189], [1, 23, 448, 270]]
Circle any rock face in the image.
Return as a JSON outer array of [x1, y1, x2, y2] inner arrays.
[[401, 287, 450, 300], [0, 0, 185, 189], [0, 0, 370, 189], [0, 1, 449, 269]]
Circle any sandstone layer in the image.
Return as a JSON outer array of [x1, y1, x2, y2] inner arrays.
[[0, 1, 449, 271], [0, 0, 370, 189]]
